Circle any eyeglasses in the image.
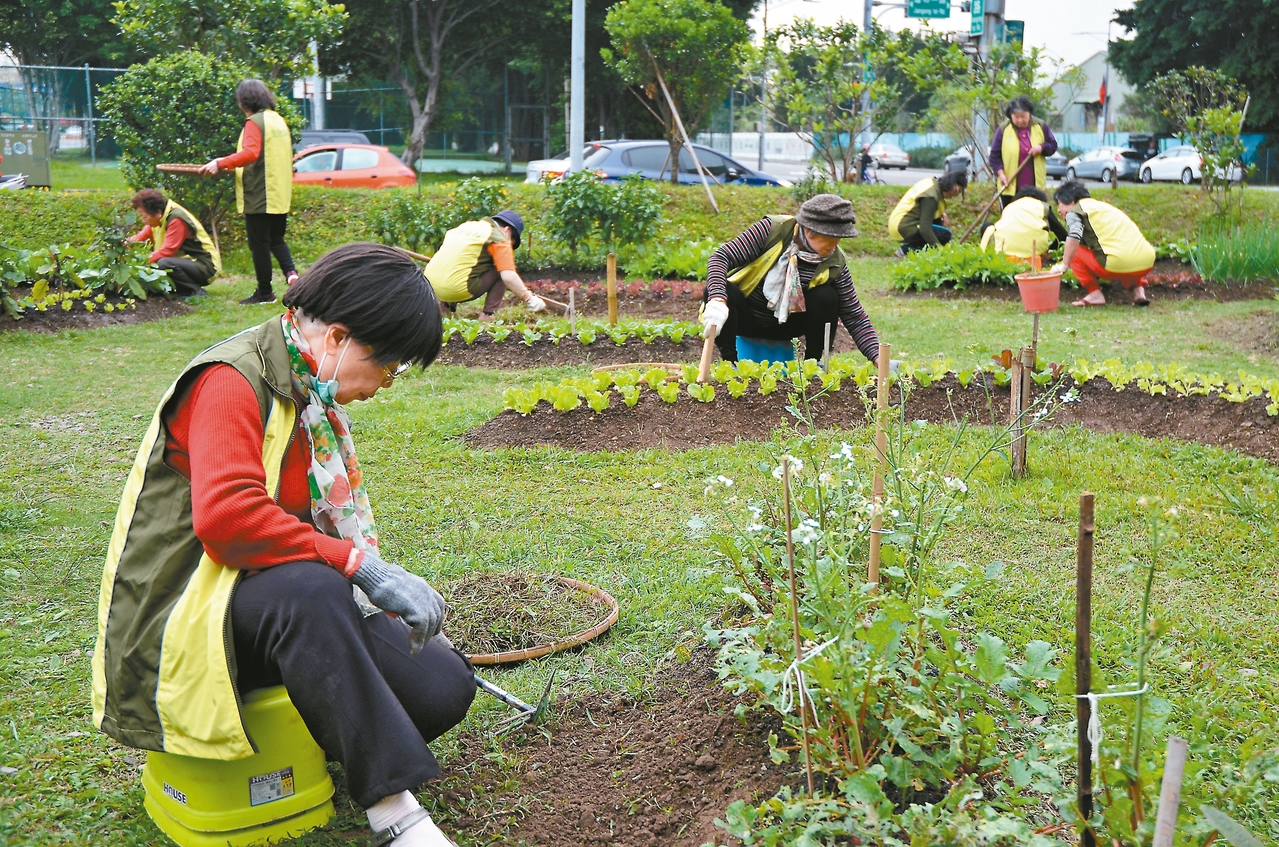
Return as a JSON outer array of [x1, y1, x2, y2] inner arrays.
[[380, 362, 411, 387]]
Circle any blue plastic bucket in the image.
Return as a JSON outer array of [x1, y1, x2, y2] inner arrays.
[[736, 336, 794, 365]]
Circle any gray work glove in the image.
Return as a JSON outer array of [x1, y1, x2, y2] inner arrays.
[[350, 550, 445, 654]]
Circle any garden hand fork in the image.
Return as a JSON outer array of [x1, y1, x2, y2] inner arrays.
[[475, 670, 558, 735]]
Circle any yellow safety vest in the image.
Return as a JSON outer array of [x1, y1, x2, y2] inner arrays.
[[1000, 120, 1046, 197], [980, 196, 1051, 258], [425, 219, 508, 303], [887, 178, 945, 241], [235, 109, 293, 215], [151, 200, 222, 273], [1076, 198, 1155, 274]]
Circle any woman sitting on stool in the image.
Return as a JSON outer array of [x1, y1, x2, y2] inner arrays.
[[700, 193, 880, 364]]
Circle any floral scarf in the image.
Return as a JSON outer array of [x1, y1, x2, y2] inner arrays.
[[762, 234, 823, 323], [280, 312, 379, 552]]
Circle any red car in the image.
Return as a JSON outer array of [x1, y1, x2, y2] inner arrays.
[[291, 144, 416, 188]]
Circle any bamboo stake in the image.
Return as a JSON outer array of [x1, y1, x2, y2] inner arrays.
[[395, 247, 433, 262], [569, 285, 576, 334], [868, 343, 889, 590], [697, 325, 717, 384], [958, 155, 1033, 244], [1077, 492, 1097, 847], [650, 58, 720, 214], [1152, 736, 1189, 847], [606, 252, 619, 326], [782, 457, 816, 796], [1010, 349, 1025, 478]]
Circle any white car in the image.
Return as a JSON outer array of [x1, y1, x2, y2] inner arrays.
[[1139, 145, 1242, 184], [524, 143, 608, 183], [868, 142, 910, 170]]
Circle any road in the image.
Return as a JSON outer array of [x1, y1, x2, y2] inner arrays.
[[761, 160, 944, 187]]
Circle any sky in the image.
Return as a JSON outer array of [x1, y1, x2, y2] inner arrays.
[[752, 0, 1136, 72]]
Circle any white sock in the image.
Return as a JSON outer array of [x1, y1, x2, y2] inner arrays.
[[366, 791, 454, 846]]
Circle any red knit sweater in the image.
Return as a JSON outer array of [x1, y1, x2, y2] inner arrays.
[[163, 364, 355, 571]]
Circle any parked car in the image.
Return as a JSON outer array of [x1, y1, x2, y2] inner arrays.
[[524, 144, 602, 184], [1045, 152, 1069, 179], [867, 142, 910, 170], [943, 145, 984, 180], [291, 144, 416, 189], [527, 140, 791, 187], [1138, 145, 1242, 184], [296, 130, 371, 152], [1063, 146, 1145, 183]]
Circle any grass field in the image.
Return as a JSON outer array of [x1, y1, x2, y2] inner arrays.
[[1, 269, 1277, 844]]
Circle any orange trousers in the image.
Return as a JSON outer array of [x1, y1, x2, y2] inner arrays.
[[1071, 245, 1151, 292]]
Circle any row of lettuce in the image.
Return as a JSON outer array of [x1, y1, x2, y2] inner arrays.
[[499, 355, 1279, 416]]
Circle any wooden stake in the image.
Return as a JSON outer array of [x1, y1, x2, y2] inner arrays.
[[395, 246, 433, 262], [1010, 349, 1026, 478], [697, 325, 717, 384], [569, 285, 576, 334], [1152, 736, 1189, 847], [782, 457, 816, 796], [1032, 312, 1040, 356], [606, 252, 618, 326], [868, 343, 890, 589], [1076, 492, 1097, 847], [650, 58, 720, 214], [1014, 346, 1034, 477]]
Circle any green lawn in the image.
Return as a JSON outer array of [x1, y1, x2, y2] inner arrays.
[[49, 157, 129, 192], [0, 269, 1276, 844]]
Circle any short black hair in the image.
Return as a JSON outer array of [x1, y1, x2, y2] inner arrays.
[[282, 243, 442, 369], [1014, 185, 1049, 202], [131, 189, 166, 215], [235, 79, 276, 113], [1054, 180, 1091, 206], [1006, 96, 1035, 118], [938, 171, 968, 194]]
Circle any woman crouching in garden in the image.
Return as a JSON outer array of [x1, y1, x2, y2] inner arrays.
[[92, 243, 474, 847]]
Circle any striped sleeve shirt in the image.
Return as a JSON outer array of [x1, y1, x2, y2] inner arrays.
[[706, 217, 880, 362]]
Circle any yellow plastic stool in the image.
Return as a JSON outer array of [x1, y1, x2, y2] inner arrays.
[[141, 686, 336, 847]]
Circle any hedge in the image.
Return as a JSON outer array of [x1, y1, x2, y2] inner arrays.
[[2, 182, 1276, 277]]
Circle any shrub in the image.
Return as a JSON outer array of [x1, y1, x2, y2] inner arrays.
[[620, 235, 716, 280], [1191, 221, 1279, 284], [99, 51, 303, 233], [544, 172, 663, 259], [369, 195, 449, 254], [906, 144, 950, 170], [890, 242, 1029, 290]]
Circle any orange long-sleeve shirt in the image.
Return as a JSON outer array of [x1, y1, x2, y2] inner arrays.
[[216, 118, 263, 171], [130, 218, 188, 264]]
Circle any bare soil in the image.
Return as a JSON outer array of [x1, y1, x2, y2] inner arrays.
[[466, 375, 1279, 464], [436, 337, 703, 369], [0, 287, 192, 333], [436, 651, 793, 847]]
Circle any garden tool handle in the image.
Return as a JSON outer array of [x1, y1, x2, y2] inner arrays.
[[697, 326, 717, 384]]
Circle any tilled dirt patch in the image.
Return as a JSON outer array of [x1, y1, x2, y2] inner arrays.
[[437, 653, 793, 847], [0, 290, 192, 333], [436, 337, 702, 369], [465, 375, 1279, 463]]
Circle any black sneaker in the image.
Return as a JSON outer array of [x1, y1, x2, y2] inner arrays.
[[238, 290, 277, 305]]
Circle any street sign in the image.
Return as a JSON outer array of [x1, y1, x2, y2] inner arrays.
[[0, 131, 51, 187], [970, 0, 985, 35], [906, 0, 950, 18], [1004, 20, 1025, 44]]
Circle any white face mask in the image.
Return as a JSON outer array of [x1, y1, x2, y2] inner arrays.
[[315, 337, 352, 406]]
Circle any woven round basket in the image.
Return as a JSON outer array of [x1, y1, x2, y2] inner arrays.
[[465, 575, 619, 666], [156, 163, 206, 175]]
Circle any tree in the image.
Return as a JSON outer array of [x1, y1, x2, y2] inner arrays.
[[114, 0, 347, 81], [0, 0, 139, 154], [1110, 0, 1279, 134], [763, 19, 900, 183], [99, 51, 304, 234], [321, 0, 512, 167], [602, 0, 751, 184], [1148, 67, 1250, 215]]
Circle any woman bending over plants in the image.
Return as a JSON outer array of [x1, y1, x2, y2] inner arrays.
[[700, 193, 880, 364]]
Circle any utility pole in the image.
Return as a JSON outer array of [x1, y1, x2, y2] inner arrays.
[[976, 0, 1005, 57], [569, 0, 585, 172], [861, 0, 873, 151], [757, 0, 768, 170], [309, 41, 325, 131]]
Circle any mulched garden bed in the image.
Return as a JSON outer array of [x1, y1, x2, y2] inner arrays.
[[466, 375, 1279, 463], [434, 650, 794, 847], [436, 336, 702, 369], [0, 287, 192, 333], [524, 278, 702, 321]]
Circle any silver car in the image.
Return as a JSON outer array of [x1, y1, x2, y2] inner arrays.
[[867, 142, 910, 170], [1063, 147, 1145, 182]]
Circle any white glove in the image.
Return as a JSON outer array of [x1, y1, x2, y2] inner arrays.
[[526, 295, 547, 313], [702, 299, 729, 336], [889, 359, 902, 374], [1049, 263, 1065, 273]]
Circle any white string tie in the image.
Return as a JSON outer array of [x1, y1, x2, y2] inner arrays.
[[778, 637, 840, 716], [1075, 684, 1150, 769]]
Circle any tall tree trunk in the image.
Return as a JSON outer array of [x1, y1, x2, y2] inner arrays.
[[668, 135, 682, 185]]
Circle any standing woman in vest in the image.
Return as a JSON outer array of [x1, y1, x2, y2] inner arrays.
[[198, 79, 298, 305], [1053, 180, 1156, 307], [701, 193, 880, 363], [127, 189, 222, 297], [93, 243, 475, 846], [989, 96, 1058, 209], [887, 171, 967, 256]]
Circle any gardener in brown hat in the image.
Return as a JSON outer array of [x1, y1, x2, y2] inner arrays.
[[701, 193, 880, 363]]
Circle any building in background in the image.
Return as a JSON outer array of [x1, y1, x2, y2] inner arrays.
[[1052, 50, 1133, 134]]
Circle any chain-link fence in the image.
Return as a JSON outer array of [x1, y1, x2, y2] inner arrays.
[[0, 64, 127, 162]]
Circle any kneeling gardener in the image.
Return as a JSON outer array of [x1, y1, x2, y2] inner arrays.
[[425, 210, 546, 319], [128, 189, 221, 297], [700, 193, 880, 363]]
